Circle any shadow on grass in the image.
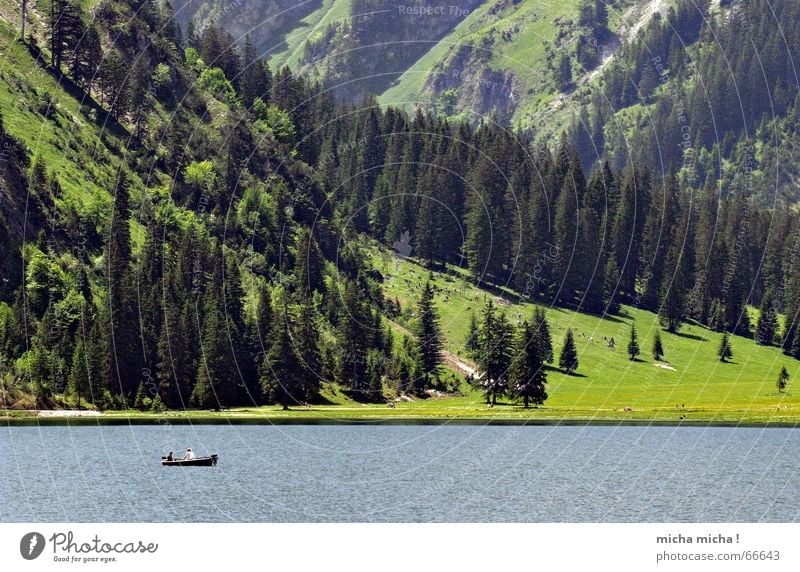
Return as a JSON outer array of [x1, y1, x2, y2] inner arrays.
[[673, 330, 708, 342]]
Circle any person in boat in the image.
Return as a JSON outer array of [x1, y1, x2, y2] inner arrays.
[[183, 448, 195, 460], [166, 451, 174, 461]]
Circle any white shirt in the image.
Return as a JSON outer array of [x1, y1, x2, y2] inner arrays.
[[184, 450, 195, 460]]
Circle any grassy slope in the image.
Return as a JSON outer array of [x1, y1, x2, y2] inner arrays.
[[264, 0, 352, 71], [0, 20, 120, 213], [368, 248, 800, 424], [379, 0, 637, 122]]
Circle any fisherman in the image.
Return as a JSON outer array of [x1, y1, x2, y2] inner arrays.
[[183, 448, 195, 460], [166, 451, 174, 461]]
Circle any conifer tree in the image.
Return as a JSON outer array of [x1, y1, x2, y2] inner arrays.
[[260, 312, 302, 409], [718, 331, 733, 362], [465, 311, 480, 356], [106, 169, 138, 397], [755, 290, 778, 346], [652, 330, 664, 361], [594, 0, 608, 34], [627, 323, 640, 360], [559, 328, 579, 374], [602, 256, 621, 314], [293, 302, 321, 402], [510, 320, 548, 408], [553, 171, 582, 306], [67, 338, 89, 407], [414, 282, 443, 391], [658, 242, 686, 332], [48, 0, 84, 70], [294, 227, 325, 297], [241, 34, 272, 108], [476, 300, 513, 404], [557, 55, 573, 91], [533, 307, 554, 363]]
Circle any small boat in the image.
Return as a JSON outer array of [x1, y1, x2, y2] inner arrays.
[[161, 454, 218, 467]]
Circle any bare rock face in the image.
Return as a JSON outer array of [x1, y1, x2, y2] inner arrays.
[[426, 42, 517, 123]]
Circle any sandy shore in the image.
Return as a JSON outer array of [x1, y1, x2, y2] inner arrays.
[[36, 410, 103, 417]]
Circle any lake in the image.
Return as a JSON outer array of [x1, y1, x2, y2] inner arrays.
[[1, 424, 798, 522]]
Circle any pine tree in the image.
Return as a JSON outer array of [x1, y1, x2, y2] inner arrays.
[[652, 330, 664, 361], [414, 281, 443, 391], [48, 0, 84, 70], [241, 34, 272, 108], [627, 323, 640, 360], [602, 255, 621, 314], [70, 25, 101, 91], [106, 168, 139, 398], [559, 328, 579, 374], [476, 300, 513, 404], [260, 312, 302, 409], [777, 366, 789, 393], [510, 321, 548, 408], [658, 242, 686, 332], [755, 290, 778, 346], [718, 331, 733, 362], [337, 280, 371, 396], [533, 307, 554, 363], [557, 55, 573, 91], [294, 227, 325, 297], [129, 58, 151, 135], [465, 311, 479, 356], [594, 0, 608, 34], [293, 301, 321, 402], [98, 50, 130, 118], [133, 381, 147, 411], [67, 338, 89, 407]]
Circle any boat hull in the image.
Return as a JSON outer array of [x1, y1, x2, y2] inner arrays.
[[162, 454, 218, 466]]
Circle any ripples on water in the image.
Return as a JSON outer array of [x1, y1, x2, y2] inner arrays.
[[1, 424, 798, 522]]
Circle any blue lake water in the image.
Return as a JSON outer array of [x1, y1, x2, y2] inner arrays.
[[1, 424, 798, 522]]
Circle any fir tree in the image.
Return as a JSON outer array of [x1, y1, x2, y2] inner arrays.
[[133, 381, 147, 411], [413, 282, 443, 392], [465, 310, 479, 356], [48, 0, 84, 70], [755, 290, 778, 346], [533, 307, 554, 363], [718, 331, 733, 362], [293, 302, 321, 402], [260, 312, 302, 409], [559, 328, 579, 374], [557, 55, 573, 91], [106, 168, 139, 397], [658, 237, 687, 333], [476, 300, 513, 404], [67, 338, 89, 407], [594, 0, 608, 34], [627, 323, 640, 360], [652, 330, 664, 361], [510, 320, 548, 408]]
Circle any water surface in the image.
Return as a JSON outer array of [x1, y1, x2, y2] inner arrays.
[[1, 424, 798, 522]]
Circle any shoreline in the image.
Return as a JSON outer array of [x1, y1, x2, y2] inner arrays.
[[2, 410, 799, 428]]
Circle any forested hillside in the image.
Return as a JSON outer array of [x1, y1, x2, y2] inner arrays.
[[0, 0, 799, 416]]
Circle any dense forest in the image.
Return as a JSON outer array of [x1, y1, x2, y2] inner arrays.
[[565, 0, 800, 201], [0, 0, 799, 413]]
